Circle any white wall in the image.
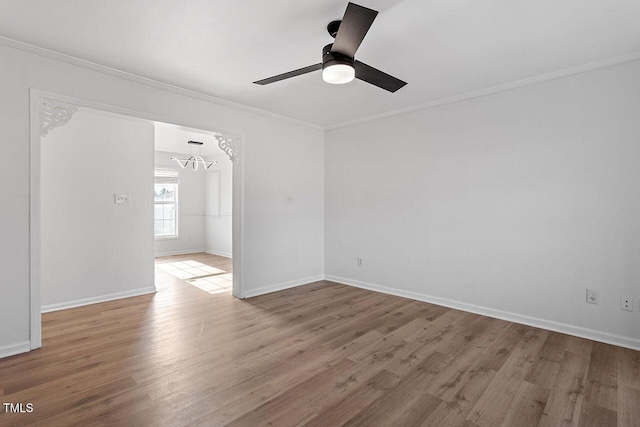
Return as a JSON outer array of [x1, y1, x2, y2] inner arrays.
[[205, 152, 233, 257], [154, 150, 207, 256], [325, 60, 640, 349], [241, 130, 325, 297], [41, 110, 155, 309], [0, 42, 324, 356]]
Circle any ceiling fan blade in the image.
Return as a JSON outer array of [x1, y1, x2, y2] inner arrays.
[[354, 61, 407, 93], [331, 3, 378, 58], [253, 63, 322, 85]]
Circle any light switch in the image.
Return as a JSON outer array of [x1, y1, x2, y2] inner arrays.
[[114, 194, 130, 204]]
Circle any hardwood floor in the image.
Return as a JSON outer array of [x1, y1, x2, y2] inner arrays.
[[1, 252, 639, 426], [155, 253, 233, 295]]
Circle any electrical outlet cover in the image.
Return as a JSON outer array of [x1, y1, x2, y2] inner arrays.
[[621, 296, 633, 311], [586, 289, 599, 305]]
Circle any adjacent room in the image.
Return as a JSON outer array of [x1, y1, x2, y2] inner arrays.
[[0, 1, 639, 426], [154, 123, 234, 296]]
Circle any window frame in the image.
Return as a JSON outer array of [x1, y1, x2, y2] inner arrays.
[[154, 181, 179, 240]]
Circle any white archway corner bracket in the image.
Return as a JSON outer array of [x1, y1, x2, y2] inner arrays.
[[215, 134, 240, 162], [40, 100, 78, 137]]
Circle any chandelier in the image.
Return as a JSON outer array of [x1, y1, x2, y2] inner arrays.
[[171, 141, 218, 170]]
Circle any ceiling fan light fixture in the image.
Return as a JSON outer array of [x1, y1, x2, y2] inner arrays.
[[322, 63, 355, 84], [321, 43, 355, 85]]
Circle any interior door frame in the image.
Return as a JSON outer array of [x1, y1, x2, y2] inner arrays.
[[29, 88, 245, 349]]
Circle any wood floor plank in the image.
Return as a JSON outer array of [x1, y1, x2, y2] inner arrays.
[[500, 380, 549, 427], [304, 369, 401, 427], [538, 350, 591, 427], [0, 253, 638, 426], [422, 318, 509, 400], [578, 404, 617, 427], [342, 353, 444, 426], [618, 348, 640, 391], [584, 342, 618, 412], [525, 332, 572, 388], [381, 310, 473, 377], [473, 322, 532, 372], [617, 385, 640, 427], [224, 358, 369, 426], [467, 326, 549, 427], [420, 363, 498, 427]]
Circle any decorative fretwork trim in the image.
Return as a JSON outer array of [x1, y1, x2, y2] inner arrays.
[[41, 101, 78, 137], [214, 134, 240, 162]]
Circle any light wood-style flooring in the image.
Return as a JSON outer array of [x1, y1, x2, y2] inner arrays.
[[0, 252, 639, 426]]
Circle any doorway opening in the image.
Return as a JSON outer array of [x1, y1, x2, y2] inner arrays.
[[30, 90, 243, 350], [153, 123, 234, 295]]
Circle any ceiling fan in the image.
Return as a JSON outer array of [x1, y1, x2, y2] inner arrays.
[[253, 2, 407, 93]]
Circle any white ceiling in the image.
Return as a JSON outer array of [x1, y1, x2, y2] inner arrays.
[[154, 122, 223, 157], [1, 0, 639, 127]]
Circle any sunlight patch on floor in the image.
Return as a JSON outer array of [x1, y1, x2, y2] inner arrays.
[[157, 260, 226, 280], [185, 277, 231, 294], [155, 258, 233, 294]]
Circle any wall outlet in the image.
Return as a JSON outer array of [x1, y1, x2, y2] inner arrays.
[[621, 296, 633, 311], [586, 289, 599, 305], [357, 257, 363, 267]]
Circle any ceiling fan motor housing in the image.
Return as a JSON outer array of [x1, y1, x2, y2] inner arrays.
[[327, 20, 342, 38], [322, 43, 354, 70]]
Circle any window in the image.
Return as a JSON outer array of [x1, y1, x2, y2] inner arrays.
[[154, 169, 178, 238]]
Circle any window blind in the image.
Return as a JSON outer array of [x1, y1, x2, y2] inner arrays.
[[154, 168, 179, 184]]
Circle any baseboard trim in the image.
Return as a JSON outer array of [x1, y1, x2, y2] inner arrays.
[[41, 286, 157, 313], [204, 249, 232, 259], [0, 341, 31, 359], [243, 275, 325, 299], [325, 275, 640, 352], [154, 249, 206, 257]]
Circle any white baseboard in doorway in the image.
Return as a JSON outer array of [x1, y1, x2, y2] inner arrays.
[[204, 249, 232, 259], [41, 286, 157, 313], [154, 249, 207, 257], [0, 341, 31, 359], [243, 275, 325, 299], [325, 275, 640, 352]]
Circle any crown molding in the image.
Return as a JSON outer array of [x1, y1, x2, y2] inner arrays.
[[326, 51, 640, 131], [0, 35, 325, 131], [2, 35, 639, 132]]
